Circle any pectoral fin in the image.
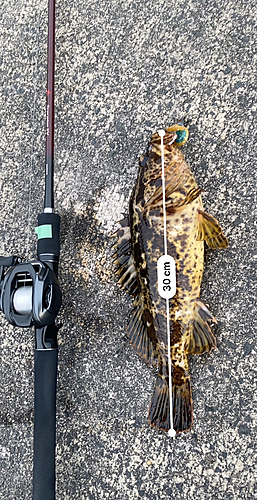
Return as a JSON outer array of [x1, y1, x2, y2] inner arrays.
[[197, 210, 228, 248], [166, 187, 202, 214], [143, 166, 186, 212]]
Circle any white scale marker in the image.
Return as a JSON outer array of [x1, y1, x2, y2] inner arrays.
[[157, 129, 176, 438]]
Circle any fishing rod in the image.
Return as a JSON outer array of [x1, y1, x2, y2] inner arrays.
[[0, 1, 61, 498]]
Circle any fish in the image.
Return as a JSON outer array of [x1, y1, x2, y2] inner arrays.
[[113, 123, 228, 433]]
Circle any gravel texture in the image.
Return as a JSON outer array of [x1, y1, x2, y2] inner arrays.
[[0, 0, 256, 498]]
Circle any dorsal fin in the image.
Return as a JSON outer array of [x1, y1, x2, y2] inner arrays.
[[112, 219, 158, 366], [128, 305, 158, 367], [112, 218, 140, 297]]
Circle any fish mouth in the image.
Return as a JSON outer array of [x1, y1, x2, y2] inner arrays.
[[151, 124, 189, 148]]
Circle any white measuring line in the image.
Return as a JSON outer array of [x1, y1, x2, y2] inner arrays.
[[157, 129, 176, 438]]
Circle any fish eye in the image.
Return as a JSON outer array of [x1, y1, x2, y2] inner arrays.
[[175, 129, 188, 145], [166, 124, 189, 146]]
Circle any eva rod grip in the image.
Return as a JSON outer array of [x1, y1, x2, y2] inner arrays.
[[33, 348, 57, 500], [36, 213, 60, 260]]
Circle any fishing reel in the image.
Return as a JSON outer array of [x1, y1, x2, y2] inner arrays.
[[0, 256, 62, 329], [0, 212, 62, 350]]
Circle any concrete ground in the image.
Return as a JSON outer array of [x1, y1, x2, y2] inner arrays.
[[0, 0, 256, 498]]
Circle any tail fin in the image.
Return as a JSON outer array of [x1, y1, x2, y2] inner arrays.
[[148, 365, 193, 433]]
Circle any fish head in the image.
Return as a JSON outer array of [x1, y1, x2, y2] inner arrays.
[[166, 124, 189, 146], [150, 124, 189, 150]]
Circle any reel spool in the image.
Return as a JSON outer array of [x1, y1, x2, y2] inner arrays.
[[13, 286, 33, 315]]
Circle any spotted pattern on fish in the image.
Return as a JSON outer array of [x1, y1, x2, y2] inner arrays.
[[113, 124, 228, 433]]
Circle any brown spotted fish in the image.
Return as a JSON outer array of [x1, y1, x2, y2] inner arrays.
[[113, 123, 228, 433]]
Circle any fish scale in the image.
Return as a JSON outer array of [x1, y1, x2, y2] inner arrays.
[[113, 123, 228, 433]]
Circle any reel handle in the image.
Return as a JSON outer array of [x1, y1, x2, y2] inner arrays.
[[0, 256, 21, 268]]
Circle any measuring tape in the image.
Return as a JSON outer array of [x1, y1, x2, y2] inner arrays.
[[157, 129, 177, 438]]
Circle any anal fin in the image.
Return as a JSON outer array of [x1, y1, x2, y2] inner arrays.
[[188, 300, 217, 355], [197, 210, 228, 248]]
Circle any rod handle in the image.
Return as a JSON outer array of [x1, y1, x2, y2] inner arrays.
[[33, 348, 57, 500], [36, 213, 60, 259]]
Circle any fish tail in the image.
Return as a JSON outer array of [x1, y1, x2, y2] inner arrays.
[[148, 362, 193, 433]]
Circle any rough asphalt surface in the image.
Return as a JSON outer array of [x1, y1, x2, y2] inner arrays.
[[0, 0, 256, 498]]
